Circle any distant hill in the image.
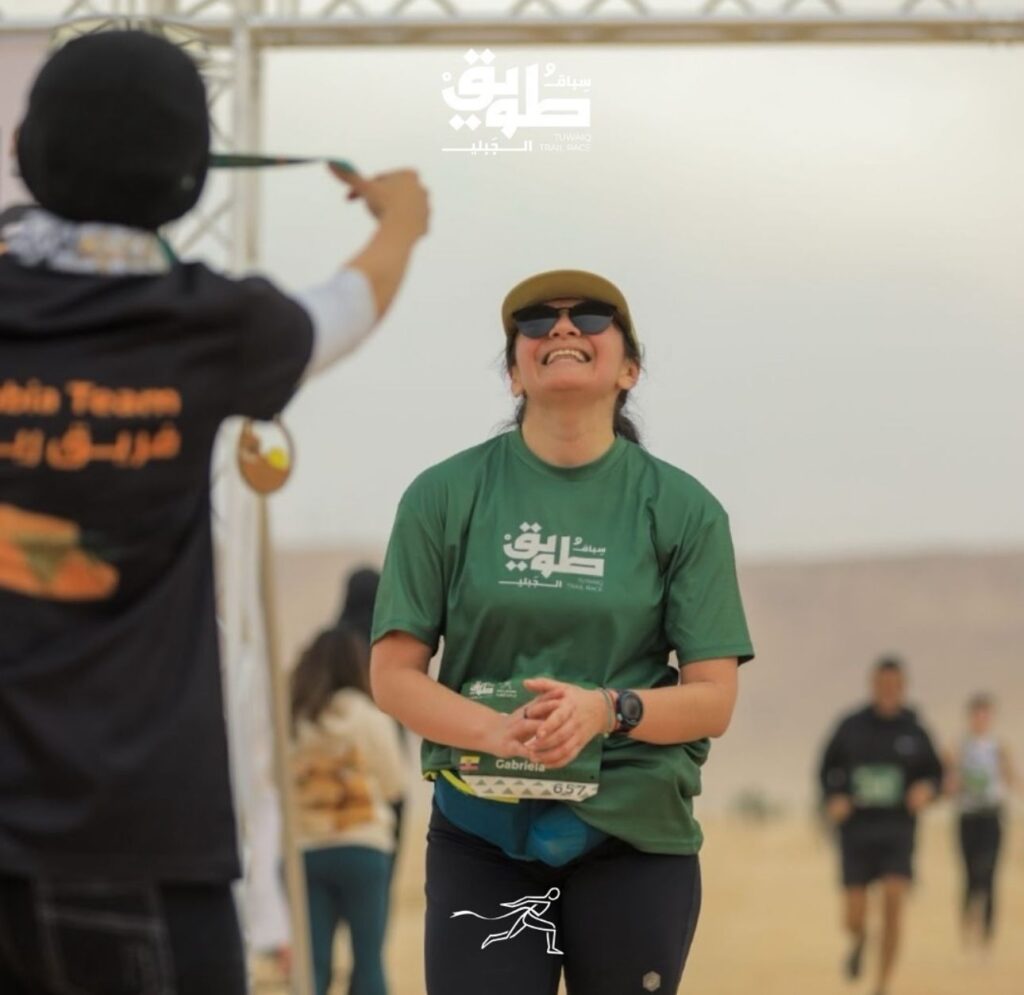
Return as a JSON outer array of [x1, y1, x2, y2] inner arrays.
[[272, 546, 1024, 812], [719, 550, 1023, 810]]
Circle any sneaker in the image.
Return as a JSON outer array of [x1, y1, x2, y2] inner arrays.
[[844, 936, 866, 980]]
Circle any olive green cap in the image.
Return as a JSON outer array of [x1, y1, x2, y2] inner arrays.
[[501, 269, 640, 352]]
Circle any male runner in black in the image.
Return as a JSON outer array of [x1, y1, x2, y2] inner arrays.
[[819, 657, 943, 995]]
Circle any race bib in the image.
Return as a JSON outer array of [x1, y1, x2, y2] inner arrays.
[[452, 678, 601, 802], [851, 764, 905, 807], [962, 767, 993, 803]]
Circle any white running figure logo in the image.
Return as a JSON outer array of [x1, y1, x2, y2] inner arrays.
[[451, 886, 563, 954]]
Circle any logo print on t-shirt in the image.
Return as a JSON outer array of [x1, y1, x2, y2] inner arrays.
[[501, 522, 606, 591], [291, 741, 376, 840], [0, 378, 183, 472], [0, 502, 119, 601]]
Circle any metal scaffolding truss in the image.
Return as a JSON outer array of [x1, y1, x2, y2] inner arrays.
[[3, 0, 1022, 270], [3, 0, 1021, 267], [1, 5, 1019, 991], [2, 0, 1023, 45]]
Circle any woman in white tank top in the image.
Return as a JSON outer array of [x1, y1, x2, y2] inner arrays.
[[945, 693, 1016, 948]]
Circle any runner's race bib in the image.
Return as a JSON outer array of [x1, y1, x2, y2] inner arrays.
[[962, 767, 993, 805], [452, 678, 601, 802], [851, 764, 905, 807]]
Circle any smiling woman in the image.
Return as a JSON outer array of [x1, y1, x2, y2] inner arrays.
[[502, 271, 644, 449], [369, 268, 755, 995]]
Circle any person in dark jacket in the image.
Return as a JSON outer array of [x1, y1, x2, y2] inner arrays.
[[819, 656, 943, 995], [0, 29, 428, 994]]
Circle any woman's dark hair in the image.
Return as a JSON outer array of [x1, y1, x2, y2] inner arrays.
[[968, 692, 994, 712], [336, 566, 380, 644], [290, 622, 370, 731], [503, 318, 644, 446], [874, 655, 905, 675]]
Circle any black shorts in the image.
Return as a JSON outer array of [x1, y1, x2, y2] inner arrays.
[[839, 823, 915, 887]]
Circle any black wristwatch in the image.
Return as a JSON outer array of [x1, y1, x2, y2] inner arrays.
[[613, 689, 644, 734]]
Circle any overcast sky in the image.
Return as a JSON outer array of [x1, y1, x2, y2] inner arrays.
[[3, 12, 1022, 559], [252, 43, 1023, 559]]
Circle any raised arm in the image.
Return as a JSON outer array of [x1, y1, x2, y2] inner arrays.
[[333, 165, 428, 319], [297, 166, 429, 379]]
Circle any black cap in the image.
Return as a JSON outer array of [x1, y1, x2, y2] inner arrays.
[[16, 30, 209, 230]]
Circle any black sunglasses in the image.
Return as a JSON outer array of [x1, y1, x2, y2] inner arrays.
[[511, 300, 619, 339]]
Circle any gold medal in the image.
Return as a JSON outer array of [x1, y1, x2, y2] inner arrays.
[[237, 417, 295, 495]]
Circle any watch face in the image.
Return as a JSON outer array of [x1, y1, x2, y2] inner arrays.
[[620, 691, 643, 725]]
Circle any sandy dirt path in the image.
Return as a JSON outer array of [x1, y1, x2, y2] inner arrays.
[[255, 806, 1023, 994]]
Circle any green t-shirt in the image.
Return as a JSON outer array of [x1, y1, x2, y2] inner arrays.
[[371, 428, 755, 855]]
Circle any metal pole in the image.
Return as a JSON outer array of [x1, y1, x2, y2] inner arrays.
[[230, 14, 257, 273], [230, 9, 313, 995], [259, 497, 314, 995]]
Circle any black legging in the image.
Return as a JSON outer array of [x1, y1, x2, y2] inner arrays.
[[424, 802, 701, 995], [958, 810, 1003, 939]]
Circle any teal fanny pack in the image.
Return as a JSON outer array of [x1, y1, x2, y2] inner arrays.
[[434, 774, 608, 867]]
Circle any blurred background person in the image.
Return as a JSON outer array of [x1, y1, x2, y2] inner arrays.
[[337, 566, 410, 870], [945, 692, 1016, 951], [337, 566, 381, 644], [291, 622, 405, 995], [819, 656, 944, 995]]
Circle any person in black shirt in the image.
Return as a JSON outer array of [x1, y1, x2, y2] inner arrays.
[[819, 656, 943, 995], [0, 29, 428, 994]]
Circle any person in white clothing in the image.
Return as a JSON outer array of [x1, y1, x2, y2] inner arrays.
[[291, 622, 405, 995], [944, 693, 1016, 948]]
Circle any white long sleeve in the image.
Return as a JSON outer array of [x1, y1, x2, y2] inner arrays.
[[294, 266, 378, 380], [242, 781, 291, 950], [226, 646, 291, 951]]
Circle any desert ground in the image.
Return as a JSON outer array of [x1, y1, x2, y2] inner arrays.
[[254, 800, 1024, 995]]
